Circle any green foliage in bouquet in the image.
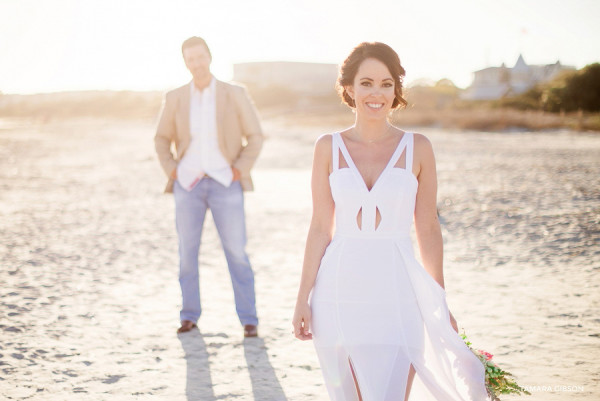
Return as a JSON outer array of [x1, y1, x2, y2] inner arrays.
[[461, 332, 531, 400]]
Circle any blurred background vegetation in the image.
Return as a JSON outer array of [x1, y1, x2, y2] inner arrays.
[[1, 64, 599, 132], [496, 63, 600, 113]]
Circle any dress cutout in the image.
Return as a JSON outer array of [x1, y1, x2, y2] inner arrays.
[[310, 132, 488, 400]]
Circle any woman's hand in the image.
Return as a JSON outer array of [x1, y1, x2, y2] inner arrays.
[[449, 310, 458, 333], [292, 301, 313, 341]]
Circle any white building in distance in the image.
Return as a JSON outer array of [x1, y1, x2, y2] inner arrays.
[[462, 55, 575, 100], [233, 61, 339, 96]]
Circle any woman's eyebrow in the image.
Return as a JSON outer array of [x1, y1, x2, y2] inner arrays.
[[358, 77, 393, 81]]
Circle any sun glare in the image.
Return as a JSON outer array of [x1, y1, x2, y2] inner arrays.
[[0, 0, 598, 94]]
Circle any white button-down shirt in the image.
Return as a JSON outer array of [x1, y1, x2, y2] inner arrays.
[[177, 78, 233, 191]]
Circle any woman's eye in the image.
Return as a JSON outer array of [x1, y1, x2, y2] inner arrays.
[[383, 83, 393, 88], [360, 82, 371, 87]]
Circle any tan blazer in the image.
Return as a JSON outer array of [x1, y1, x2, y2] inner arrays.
[[155, 80, 264, 193]]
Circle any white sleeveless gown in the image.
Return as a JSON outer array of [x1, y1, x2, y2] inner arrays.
[[310, 132, 488, 401]]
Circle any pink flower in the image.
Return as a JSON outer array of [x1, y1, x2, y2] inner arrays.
[[478, 350, 493, 361]]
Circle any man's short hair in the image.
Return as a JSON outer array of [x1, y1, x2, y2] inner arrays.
[[181, 36, 211, 58]]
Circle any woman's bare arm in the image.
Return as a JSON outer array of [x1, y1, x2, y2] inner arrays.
[[292, 134, 335, 340], [414, 133, 444, 289]]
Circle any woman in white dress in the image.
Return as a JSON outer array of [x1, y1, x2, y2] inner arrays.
[[292, 42, 488, 401]]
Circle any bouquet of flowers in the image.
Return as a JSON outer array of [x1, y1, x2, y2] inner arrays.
[[460, 332, 530, 400]]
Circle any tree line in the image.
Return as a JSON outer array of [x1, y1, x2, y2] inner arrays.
[[498, 63, 600, 113]]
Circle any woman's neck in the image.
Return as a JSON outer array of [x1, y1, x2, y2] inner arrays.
[[352, 119, 391, 143]]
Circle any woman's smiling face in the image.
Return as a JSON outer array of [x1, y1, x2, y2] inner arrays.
[[346, 57, 395, 118]]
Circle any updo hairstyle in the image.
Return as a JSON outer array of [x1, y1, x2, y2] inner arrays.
[[336, 42, 408, 109]]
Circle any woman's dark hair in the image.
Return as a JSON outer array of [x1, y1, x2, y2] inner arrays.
[[337, 42, 407, 109]]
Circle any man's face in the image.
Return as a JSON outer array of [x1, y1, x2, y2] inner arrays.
[[183, 44, 212, 84]]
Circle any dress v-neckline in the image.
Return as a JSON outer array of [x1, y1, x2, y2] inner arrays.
[[337, 132, 410, 193]]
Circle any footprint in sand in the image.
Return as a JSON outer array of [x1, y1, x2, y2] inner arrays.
[[102, 374, 126, 384]]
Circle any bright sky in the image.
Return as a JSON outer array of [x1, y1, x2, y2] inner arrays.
[[1, 0, 599, 94]]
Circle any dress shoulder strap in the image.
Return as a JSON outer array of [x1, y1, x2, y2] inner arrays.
[[406, 132, 414, 173], [331, 132, 340, 171]]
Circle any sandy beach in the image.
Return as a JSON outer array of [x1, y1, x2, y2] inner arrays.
[[0, 115, 598, 400]]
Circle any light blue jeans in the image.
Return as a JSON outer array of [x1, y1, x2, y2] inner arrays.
[[173, 177, 258, 326]]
